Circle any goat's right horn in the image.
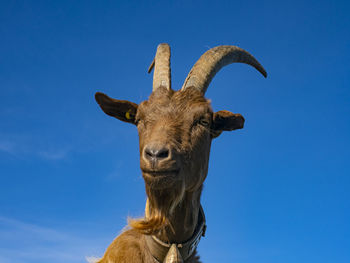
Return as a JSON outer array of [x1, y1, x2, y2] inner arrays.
[[181, 45, 267, 94], [148, 43, 172, 91]]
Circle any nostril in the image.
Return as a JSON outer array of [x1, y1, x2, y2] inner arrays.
[[145, 148, 154, 159], [157, 148, 169, 159]]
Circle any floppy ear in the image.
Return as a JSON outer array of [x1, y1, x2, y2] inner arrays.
[[211, 110, 245, 138], [95, 92, 138, 124]]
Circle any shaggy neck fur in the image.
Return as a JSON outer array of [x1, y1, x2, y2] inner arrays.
[[147, 187, 203, 243]]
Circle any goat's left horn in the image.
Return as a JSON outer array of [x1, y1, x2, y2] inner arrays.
[[148, 43, 172, 91], [181, 45, 267, 94]]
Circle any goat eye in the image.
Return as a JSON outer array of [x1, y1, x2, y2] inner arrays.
[[199, 118, 210, 127]]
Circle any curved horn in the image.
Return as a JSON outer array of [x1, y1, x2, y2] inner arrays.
[[148, 43, 171, 91], [181, 45, 267, 94]]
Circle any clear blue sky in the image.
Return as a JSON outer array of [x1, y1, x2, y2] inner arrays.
[[0, 1, 349, 262]]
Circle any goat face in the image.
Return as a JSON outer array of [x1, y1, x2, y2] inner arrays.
[[137, 87, 212, 192], [95, 86, 244, 193]]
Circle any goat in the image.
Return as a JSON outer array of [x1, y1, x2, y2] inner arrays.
[[95, 44, 267, 263]]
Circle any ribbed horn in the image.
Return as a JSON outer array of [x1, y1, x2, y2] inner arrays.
[[148, 43, 171, 91], [181, 45, 267, 94]]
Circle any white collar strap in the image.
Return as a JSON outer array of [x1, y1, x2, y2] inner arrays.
[[145, 206, 206, 263]]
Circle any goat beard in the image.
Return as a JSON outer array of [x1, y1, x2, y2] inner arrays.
[[128, 181, 185, 235]]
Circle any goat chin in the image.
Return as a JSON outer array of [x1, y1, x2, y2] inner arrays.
[[141, 172, 179, 190], [129, 180, 185, 235]]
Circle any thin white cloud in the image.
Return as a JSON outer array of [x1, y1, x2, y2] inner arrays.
[[86, 256, 101, 263], [38, 148, 69, 160], [0, 216, 104, 263], [0, 135, 69, 161], [0, 140, 15, 155]]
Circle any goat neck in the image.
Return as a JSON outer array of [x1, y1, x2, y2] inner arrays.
[[146, 187, 202, 243]]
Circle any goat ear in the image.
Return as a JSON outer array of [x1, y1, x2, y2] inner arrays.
[[211, 110, 245, 138], [95, 92, 138, 124]]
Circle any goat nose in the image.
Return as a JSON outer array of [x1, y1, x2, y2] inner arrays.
[[144, 146, 170, 162]]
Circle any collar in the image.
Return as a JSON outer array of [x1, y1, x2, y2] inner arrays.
[[145, 206, 206, 262]]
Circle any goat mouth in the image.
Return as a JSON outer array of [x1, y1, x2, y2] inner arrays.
[[141, 169, 179, 177], [141, 169, 181, 189]]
